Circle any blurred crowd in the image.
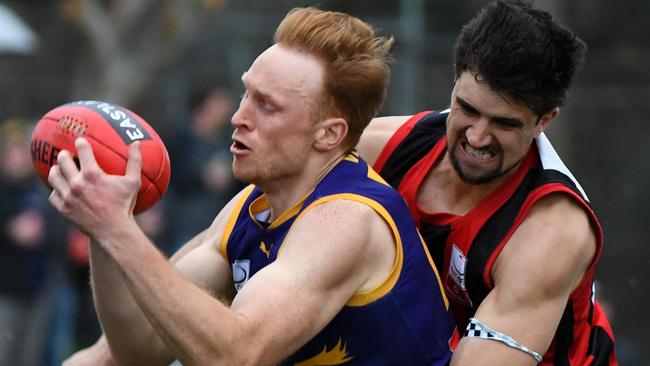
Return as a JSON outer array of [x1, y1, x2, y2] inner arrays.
[[0, 86, 243, 365]]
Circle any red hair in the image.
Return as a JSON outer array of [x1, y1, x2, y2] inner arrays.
[[274, 7, 394, 148]]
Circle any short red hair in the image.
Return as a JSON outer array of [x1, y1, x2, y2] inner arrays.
[[274, 7, 394, 149]]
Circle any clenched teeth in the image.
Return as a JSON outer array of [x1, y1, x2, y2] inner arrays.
[[465, 144, 494, 160]]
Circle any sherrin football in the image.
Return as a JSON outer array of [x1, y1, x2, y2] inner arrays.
[[30, 100, 171, 214]]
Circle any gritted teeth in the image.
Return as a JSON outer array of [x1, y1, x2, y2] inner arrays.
[[464, 143, 495, 160]]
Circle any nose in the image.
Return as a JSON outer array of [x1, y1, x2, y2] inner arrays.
[[465, 117, 492, 148], [231, 99, 253, 130]]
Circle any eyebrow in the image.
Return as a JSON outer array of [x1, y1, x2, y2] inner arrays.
[[456, 96, 479, 114], [241, 72, 281, 106], [456, 96, 524, 128]]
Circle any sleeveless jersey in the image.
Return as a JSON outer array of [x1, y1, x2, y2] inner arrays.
[[373, 111, 617, 365], [219, 152, 455, 366]]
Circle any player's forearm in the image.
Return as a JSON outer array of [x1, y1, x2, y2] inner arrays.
[[103, 227, 251, 365], [89, 240, 172, 365]]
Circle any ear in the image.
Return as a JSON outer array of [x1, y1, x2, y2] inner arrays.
[[313, 117, 348, 151], [535, 107, 559, 136]]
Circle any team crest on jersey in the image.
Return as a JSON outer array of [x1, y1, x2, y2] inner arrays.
[[232, 259, 250, 292], [294, 337, 353, 366], [445, 244, 473, 307]]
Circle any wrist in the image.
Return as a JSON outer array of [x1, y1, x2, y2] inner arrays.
[[92, 219, 149, 261]]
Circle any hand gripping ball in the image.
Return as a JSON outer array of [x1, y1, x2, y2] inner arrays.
[[30, 100, 171, 214]]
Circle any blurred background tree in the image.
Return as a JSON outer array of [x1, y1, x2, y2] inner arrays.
[[0, 0, 647, 364]]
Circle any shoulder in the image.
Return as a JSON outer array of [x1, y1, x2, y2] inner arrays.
[[521, 192, 596, 261], [292, 198, 391, 249], [493, 192, 597, 295], [280, 198, 396, 290], [357, 115, 412, 166]]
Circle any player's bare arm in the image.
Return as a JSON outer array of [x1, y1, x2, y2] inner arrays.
[[451, 193, 597, 365], [357, 116, 410, 166], [49, 139, 244, 364], [52, 139, 395, 365], [62, 198, 241, 366], [82, 197, 393, 365], [107, 188, 250, 365]]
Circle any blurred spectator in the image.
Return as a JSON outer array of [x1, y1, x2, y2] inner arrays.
[[0, 118, 66, 366], [47, 227, 102, 363], [165, 85, 244, 251]]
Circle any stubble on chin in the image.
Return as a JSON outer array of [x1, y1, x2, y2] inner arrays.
[[448, 144, 504, 185]]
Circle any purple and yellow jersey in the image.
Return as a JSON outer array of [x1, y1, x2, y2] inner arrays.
[[218, 152, 454, 365]]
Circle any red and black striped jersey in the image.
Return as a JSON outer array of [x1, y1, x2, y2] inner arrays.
[[374, 110, 617, 365]]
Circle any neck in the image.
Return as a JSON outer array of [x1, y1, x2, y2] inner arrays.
[[422, 153, 513, 215], [259, 150, 348, 222]]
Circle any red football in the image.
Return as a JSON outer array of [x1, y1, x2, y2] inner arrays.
[[30, 100, 171, 214]]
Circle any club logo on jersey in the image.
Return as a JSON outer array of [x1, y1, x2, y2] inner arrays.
[[259, 241, 271, 258], [232, 259, 250, 292], [294, 337, 353, 366], [445, 244, 473, 307]]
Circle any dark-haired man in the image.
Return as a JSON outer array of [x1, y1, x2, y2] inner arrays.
[[359, 0, 617, 365]]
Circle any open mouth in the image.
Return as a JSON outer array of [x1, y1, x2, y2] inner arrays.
[[234, 140, 248, 150], [231, 138, 251, 154]]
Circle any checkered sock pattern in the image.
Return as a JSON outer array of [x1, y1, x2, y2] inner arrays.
[[464, 318, 543, 363]]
